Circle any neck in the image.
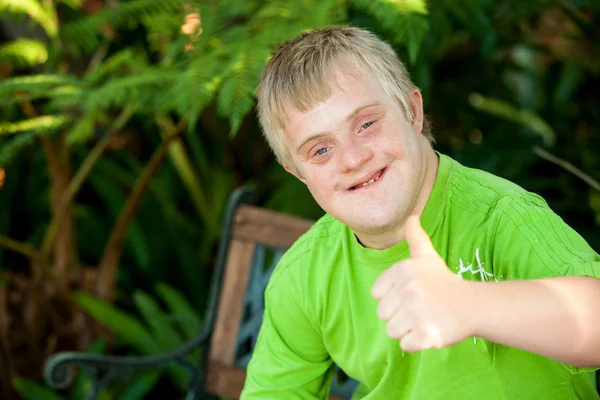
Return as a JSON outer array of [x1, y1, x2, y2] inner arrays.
[[357, 147, 439, 250]]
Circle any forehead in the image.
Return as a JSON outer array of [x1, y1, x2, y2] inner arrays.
[[282, 68, 389, 136]]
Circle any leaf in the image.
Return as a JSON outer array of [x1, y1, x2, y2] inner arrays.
[[469, 93, 556, 146], [58, 0, 82, 9], [73, 292, 160, 354], [133, 291, 183, 350], [0, 116, 71, 165], [66, 115, 96, 145], [216, 47, 265, 136], [156, 283, 202, 340], [62, 0, 184, 53], [349, 0, 430, 63], [116, 372, 161, 400], [0, 115, 71, 136], [1, 0, 58, 38], [0, 39, 48, 68], [84, 68, 177, 113], [12, 378, 67, 400], [72, 338, 107, 400]]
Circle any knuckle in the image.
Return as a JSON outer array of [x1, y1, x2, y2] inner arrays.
[[385, 322, 397, 338], [401, 280, 421, 297]]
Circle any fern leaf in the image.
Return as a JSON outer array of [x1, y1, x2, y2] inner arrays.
[[0, 0, 58, 38], [0, 74, 80, 107], [216, 48, 263, 136], [350, 0, 429, 63], [62, 0, 184, 53], [84, 68, 178, 113], [66, 115, 96, 145], [0, 115, 70, 136], [0, 39, 48, 68], [83, 48, 148, 85], [58, 0, 82, 10], [0, 115, 70, 165], [168, 55, 222, 125]]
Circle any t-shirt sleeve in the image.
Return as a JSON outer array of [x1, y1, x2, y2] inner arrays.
[[491, 192, 600, 281], [491, 193, 600, 373], [240, 264, 334, 399]]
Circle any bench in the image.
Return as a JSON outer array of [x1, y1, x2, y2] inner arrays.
[[43, 186, 359, 399]]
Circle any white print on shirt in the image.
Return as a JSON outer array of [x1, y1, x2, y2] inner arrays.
[[455, 248, 498, 282], [453, 248, 501, 345]]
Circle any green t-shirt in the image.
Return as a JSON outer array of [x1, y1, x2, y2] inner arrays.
[[241, 153, 600, 399]]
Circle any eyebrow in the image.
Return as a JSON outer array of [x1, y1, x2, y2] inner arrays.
[[295, 101, 382, 154]]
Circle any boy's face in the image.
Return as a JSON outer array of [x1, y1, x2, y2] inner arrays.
[[282, 67, 432, 241]]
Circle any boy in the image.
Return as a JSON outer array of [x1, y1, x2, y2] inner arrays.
[[241, 26, 600, 399]]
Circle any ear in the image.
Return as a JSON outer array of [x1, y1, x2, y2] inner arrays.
[[284, 164, 306, 184], [409, 89, 424, 134]]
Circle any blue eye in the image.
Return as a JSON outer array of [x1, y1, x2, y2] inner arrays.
[[362, 122, 373, 130], [315, 147, 328, 156]]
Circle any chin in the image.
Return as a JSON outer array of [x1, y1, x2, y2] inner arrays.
[[345, 212, 401, 235]]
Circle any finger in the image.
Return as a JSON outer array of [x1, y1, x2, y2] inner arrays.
[[385, 312, 413, 339], [371, 261, 409, 300], [376, 285, 403, 321], [405, 215, 436, 258], [399, 331, 424, 353], [400, 324, 443, 352]]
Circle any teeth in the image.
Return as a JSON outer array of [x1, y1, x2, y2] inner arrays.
[[353, 170, 383, 190], [362, 178, 375, 187]]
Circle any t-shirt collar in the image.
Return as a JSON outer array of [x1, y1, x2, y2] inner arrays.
[[349, 152, 452, 269]]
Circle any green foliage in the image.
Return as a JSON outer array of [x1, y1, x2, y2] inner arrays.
[[0, 0, 58, 38], [0, 115, 71, 164], [0, 39, 49, 67], [350, 0, 429, 63], [73, 283, 203, 393], [13, 378, 67, 400], [74, 292, 160, 355], [469, 93, 556, 146]]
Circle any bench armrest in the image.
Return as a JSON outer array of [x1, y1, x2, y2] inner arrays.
[[43, 330, 211, 399]]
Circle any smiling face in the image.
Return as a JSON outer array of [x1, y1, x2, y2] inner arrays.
[[282, 67, 437, 248]]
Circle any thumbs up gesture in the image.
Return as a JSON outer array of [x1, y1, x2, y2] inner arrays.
[[371, 216, 476, 352]]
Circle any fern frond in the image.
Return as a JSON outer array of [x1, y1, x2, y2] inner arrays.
[[0, 115, 71, 136], [350, 0, 430, 63], [58, 0, 82, 10], [66, 115, 96, 145], [84, 68, 178, 113], [216, 45, 266, 135], [168, 56, 223, 125], [61, 0, 184, 53], [0, 39, 48, 68], [0, 0, 58, 38], [0, 74, 81, 107], [0, 115, 71, 165], [84, 49, 149, 85]]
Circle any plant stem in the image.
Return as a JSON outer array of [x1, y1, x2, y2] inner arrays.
[[0, 235, 43, 261], [533, 146, 600, 192], [41, 107, 135, 256], [154, 115, 212, 227], [96, 127, 185, 301]]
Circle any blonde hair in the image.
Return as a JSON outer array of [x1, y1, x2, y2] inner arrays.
[[256, 25, 433, 166]]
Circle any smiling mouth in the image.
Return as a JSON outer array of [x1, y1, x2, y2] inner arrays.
[[349, 168, 386, 191]]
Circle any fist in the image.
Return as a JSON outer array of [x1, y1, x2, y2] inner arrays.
[[371, 216, 475, 352]]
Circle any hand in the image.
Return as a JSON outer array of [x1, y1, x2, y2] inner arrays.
[[371, 216, 476, 352]]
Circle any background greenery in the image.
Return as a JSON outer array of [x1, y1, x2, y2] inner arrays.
[[0, 0, 598, 398]]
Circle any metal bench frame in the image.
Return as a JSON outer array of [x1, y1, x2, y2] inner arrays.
[[44, 187, 357, 399]]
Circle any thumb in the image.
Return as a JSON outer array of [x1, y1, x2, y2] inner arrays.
[[405, 216, 436, 258]]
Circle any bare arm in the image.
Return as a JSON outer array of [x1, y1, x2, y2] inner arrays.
[[468, 275, 600, 368]]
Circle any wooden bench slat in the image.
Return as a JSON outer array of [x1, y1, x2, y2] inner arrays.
[[232, 205, 314, 249], [209, 239, 256, 364]]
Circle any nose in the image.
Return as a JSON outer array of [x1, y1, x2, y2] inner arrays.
[[339, 136, 373, 173]]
